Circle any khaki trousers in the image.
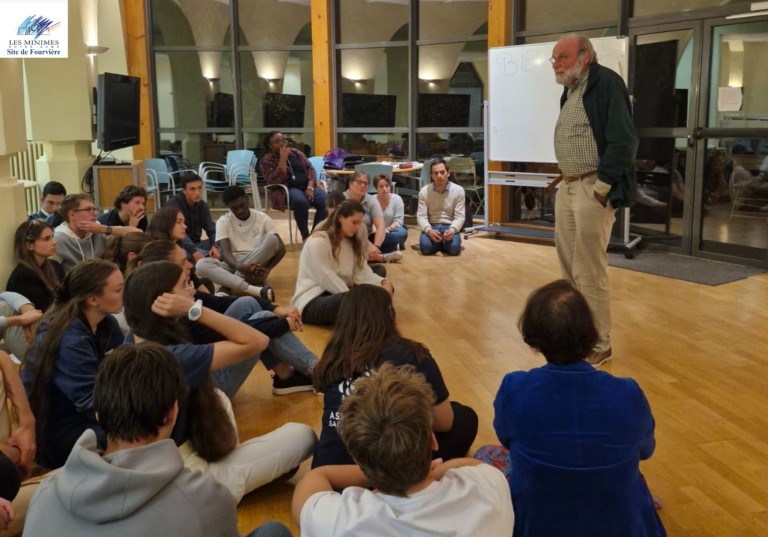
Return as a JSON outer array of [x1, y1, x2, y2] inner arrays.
[[554, 174, 616, 353]]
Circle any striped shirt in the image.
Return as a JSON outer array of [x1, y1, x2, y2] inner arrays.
[[554, 71, 599, 177]]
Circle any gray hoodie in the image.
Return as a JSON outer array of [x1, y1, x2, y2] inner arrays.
[[23, 430, 239, 537], [53, 223, 107, 273]]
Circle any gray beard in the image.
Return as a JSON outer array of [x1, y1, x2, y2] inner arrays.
[[556, 57, 587, 88]]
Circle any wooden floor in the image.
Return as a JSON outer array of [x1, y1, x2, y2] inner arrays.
[[231, 218, 768, 537]]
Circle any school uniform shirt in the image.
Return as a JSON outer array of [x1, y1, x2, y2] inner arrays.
[[300, 464, 514, 537], [312, 338, 449, 468]]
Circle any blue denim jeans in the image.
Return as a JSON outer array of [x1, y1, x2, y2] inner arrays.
[[371, 226, 408, 254], [419, 223, 462, 256], [290, 187, 328, 240], [221, 296, 317, 373], [244, 521, 293, 537]]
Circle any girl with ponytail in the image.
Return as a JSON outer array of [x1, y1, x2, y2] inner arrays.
[[123, 261, 316, 502], [22, 258, 124, 469]]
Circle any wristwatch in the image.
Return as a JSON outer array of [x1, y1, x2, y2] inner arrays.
[[187, 299, 203, 322]]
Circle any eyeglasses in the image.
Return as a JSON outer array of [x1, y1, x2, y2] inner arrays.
[[549, 48, 586, 65], [74, 207, 99, 214], [352, 179, 369, 186]]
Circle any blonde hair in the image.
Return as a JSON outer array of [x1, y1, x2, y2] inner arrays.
[[338, 363, 435, 496]]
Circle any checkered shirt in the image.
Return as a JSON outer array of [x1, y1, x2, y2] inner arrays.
[[554, 71, 599, 176]]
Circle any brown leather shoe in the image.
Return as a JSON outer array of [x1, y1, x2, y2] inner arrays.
[[585, 348, 612, 367]]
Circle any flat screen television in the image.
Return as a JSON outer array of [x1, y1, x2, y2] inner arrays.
[[341, 93, 396, 128], [264, 93, 305, 128], [210, 92, 235, 128], [418, 93, 470, 128], [96, 73, 141, 151]]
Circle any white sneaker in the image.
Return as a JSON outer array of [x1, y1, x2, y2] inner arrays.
[[382, 251, 404, 263]]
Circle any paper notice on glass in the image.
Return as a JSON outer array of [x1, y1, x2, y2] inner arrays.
[[718, 87, 743, 112]]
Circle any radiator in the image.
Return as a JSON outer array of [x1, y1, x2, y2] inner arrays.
[[10, 141, 44, 182]]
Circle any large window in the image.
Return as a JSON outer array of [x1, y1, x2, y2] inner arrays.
[[334, 0, 487, 165], [150, 0, 313, 166]]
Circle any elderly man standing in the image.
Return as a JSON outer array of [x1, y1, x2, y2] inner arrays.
[[552, 34, 637, 366]]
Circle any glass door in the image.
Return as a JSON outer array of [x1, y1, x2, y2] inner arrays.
[[629, 22, 701, 253], [693, 18, 768, 264]]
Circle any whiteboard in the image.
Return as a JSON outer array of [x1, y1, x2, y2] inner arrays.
[[488, 37, 629, 163]]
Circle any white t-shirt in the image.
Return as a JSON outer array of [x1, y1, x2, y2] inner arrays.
[[215, 209, 276, 256], [300, 464, 513, 537]]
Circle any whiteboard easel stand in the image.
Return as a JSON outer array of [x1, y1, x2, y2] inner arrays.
[[465, 101, 641, 259]]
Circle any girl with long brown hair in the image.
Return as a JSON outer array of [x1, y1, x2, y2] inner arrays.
[[311, 284, 478, 468], [291, 200, 394, 325], [7, 219, 64, 311], [123, 261, 315, 501], [22, 258, 124, 469]]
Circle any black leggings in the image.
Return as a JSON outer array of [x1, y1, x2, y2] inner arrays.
[[302, 292, 346, 326], [433, 401, 479, 461]]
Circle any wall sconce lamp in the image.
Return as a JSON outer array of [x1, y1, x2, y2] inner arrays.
[[86, 45, 109, 56], [206, 77, 221, 83]]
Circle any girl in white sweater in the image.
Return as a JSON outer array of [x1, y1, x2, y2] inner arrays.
[[291, 200, 394, 325]]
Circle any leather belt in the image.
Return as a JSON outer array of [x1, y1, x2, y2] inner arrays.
[[562, 170, 597, 183], [548, 170, 597, 190]]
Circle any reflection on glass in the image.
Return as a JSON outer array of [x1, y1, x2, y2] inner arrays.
[[237, 2, 311, 47], [339, 133, 408, 158], [338, 47, 409, 128], [419, 2, 486, 41], [338, 0, 408, 44], [239, 51, 314, 130], [520, 2, 615, 32], [152, 0, 230, 47], [154, 51, 233, 131], [631, 139, 687, 247], [416, 132, 484, 160], [701, 138, 768, 251], [520, 28, 612, 45], [633, 0, 727, 17], [709, 21, 768, 129], [635, 31, 693, 129], [418, 44, 486, 129]]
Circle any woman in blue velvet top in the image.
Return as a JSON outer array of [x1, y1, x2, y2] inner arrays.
[[492, 280, 666, 537]]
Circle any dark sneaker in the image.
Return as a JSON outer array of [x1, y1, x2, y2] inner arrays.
[[272, 371, 314, 395], [260, 285, 275, 302]]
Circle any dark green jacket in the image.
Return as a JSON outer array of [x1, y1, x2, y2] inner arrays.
[[560, 62, 638, 208]]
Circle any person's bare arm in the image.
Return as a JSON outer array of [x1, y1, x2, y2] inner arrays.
[[430, 458, 482, 481], [291, 465, 369, 528], [0, 351, 35, 467], [151, 293, 269, 370]]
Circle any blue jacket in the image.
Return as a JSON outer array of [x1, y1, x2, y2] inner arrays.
[[23, 315, 123, 468], [561, 62, 638, 208], [494, 362, 665, 537]]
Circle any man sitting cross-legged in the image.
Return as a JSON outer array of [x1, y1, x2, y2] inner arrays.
[[292, 363, 513, 536], [23, 342, 292, 537], [196, 186, 283, 301]]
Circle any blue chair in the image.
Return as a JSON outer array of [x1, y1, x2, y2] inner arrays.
[[308, 156, 330, 191], [198, 150, 257, 203], [144, 158, 193, 206], [353, 163, 393, 193], [395, 159, 433, 214]]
